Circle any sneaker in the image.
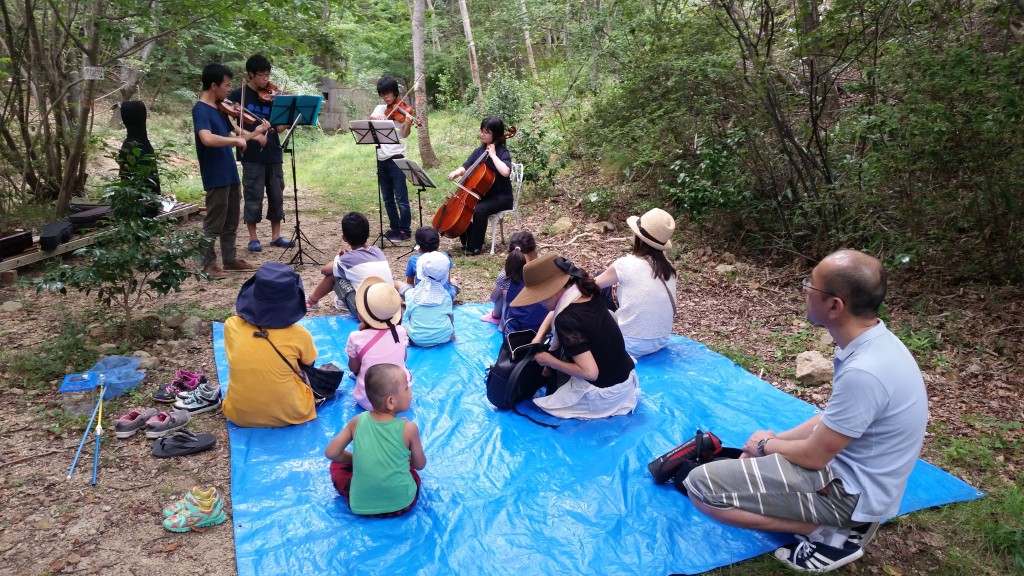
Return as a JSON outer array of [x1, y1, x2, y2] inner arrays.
[[271, 236, 295, 248], [247, 239, 262, 252], [144, 410, 192, 439], [774, 536, 864, 572], [162, 490, 226, 533], [847, 522, 880, 548], [306, 297, 319, 311], [202, 266, 226, 280], [114, 408, 159, 439], [174, 382, 222, 414], [384, 229, 410, 242], [163, 486, 219, 518], [153, 371, 206, 403], [223, 259, 256, 271]]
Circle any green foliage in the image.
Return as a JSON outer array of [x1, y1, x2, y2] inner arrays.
[[482, 69, 535, 127], [663, 132, 752, 222], [1, 311, 96, 390], [508, 124, 567, 194], [39, 148, 210, 342]]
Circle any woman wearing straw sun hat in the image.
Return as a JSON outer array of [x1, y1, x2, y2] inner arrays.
[[224, 262, 319, 427], [595, 208, 677, 357], [346, 277, 412, 411], [511, 253, 639, 420]]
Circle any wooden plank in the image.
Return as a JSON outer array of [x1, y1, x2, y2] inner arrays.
[[0, 202, 201, 273]]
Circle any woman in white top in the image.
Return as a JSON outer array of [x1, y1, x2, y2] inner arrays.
[[595, 208, 677, 357]]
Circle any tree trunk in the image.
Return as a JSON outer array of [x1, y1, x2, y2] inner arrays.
[[457, 0, 484, 104], [426, 0, 441, 52], [517, 0, 538, 80], [412, 0, 439, 167], [56, 0, 105, 217]]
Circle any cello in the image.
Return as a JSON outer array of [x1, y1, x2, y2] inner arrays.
[[432, 126, 516, 238]]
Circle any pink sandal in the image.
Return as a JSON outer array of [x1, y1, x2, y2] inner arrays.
[[479, 312, 501, 325]]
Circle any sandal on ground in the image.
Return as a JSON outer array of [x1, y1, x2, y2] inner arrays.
[[271, 236, 295, 248], [480, 312, 501, 325], [151, 430, 217, 458], [247, 239, 262, 252]]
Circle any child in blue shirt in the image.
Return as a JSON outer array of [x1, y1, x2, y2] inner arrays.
[[397, 226, 459, 302], [403, 252, 455, 347]]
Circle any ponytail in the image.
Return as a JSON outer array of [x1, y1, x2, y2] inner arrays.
[[505, 231, 537, 283]]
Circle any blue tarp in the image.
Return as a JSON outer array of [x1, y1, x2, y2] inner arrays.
[[213, 304, 982, 576]]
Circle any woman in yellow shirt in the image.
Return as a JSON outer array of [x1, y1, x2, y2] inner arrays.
[[223, 263, 319, 427]]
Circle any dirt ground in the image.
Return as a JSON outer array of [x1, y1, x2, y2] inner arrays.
[[0, 181, 1021, 575]]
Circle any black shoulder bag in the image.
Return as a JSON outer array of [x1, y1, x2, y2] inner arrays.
[[253, 328, 345, 406]]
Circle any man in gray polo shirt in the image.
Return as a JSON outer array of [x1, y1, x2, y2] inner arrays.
[[684, 249, 928, 573]]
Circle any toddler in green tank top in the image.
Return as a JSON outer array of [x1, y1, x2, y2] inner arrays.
[[326, 364, 427, 517]]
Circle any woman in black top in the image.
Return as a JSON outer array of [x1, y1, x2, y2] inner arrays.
[[510, 253, 639, 419], [447, 115, 513, 256]]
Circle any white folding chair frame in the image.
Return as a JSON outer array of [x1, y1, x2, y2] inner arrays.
[[488, 162, 525, 255]]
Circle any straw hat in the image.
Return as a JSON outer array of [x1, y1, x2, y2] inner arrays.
[[627, 208, 675, 251], [509, 253, 581, 307], [235, 263, 306, 329], [355, 276, 403, 330]]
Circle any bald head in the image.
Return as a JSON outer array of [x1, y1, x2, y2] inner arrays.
[[818, 249, 887, 319], [365, 363, 406, 410]]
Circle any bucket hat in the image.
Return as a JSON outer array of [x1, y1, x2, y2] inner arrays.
[[627, 208, 675, 251], [355, 277, 403, 339], [509, 253, 582, 307], [410, 252, 450, 306], [236, 263, 306, 328]]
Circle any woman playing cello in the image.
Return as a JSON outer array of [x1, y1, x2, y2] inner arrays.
[[446, 116, 513, 256]]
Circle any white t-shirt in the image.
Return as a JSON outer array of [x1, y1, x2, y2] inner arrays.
[[611, 255, 676, 340], [371, 104, 407, 161]]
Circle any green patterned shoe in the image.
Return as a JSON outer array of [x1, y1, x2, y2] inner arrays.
[[162, 486, 219, 518], [162, 491, 226, 532]]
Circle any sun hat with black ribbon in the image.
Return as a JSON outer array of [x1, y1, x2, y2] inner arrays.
[[355, 276, 403, 341], [235, 262, 307, 329], [627, 208, 675, 251], [509, 253, 584, 307]]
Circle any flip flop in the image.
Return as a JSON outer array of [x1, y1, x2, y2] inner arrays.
[[151, 430, 217, 458]]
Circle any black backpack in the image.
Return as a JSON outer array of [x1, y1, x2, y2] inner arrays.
[[485, 329, 559, 428]]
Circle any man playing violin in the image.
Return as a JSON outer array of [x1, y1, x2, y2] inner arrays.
[[193, 63, 269, 278], [370, 75, 416, 242], [229, 54, 295, 253]]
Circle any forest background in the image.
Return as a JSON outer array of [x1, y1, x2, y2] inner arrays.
[[0, 0, 1022, 574]]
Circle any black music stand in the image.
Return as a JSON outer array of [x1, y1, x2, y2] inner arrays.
[[392, 158, 436, 229], [349, 119, 402, 249], [271, 95, 324, 266]]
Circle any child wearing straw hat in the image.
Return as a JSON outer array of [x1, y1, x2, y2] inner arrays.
[[595, 208, 678, 357], [346, 277, 412, 411], [511, 253, 639, 420]]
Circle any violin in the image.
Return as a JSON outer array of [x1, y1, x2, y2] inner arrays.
[[257, 82, 290, 103], [384, 99, 417, 124], [217, 99, 261, 126], [432, 126, 516, 239]]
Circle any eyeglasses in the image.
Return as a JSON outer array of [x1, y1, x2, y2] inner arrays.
[[253, 72, 271, 78], [800, 277, 840, 299]]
